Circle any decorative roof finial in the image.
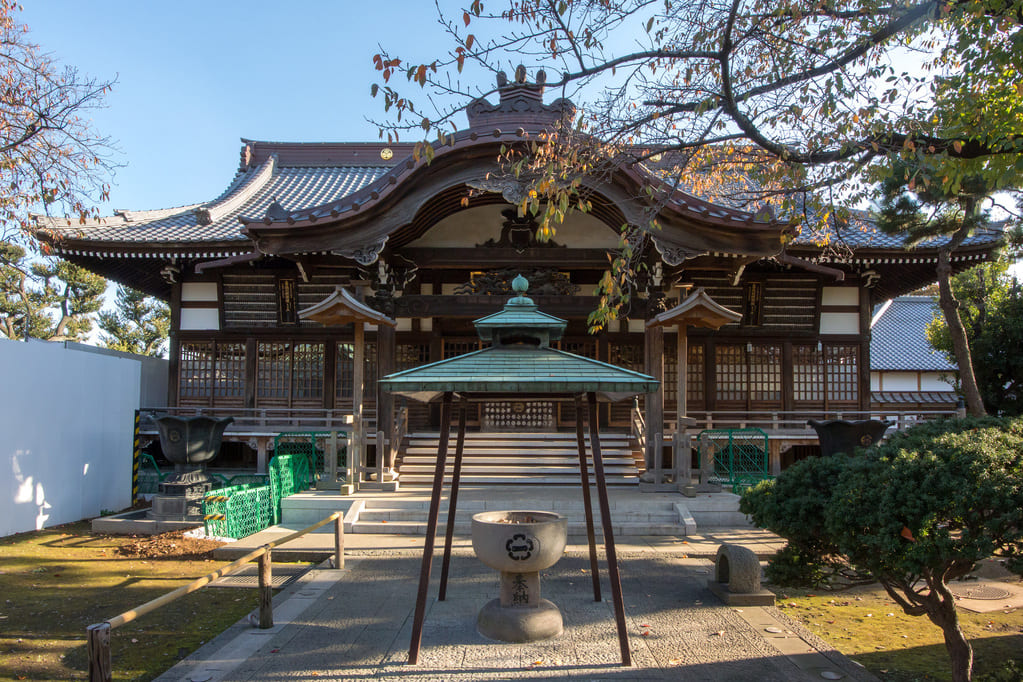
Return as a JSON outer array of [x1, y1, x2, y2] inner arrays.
[[512, 274, 528, 293]]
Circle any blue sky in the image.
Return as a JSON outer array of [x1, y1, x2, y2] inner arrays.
[[21, 2, 461, 212]]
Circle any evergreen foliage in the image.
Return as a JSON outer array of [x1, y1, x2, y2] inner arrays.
[[0, 240, 105, 341], [742, 417, 1023, 681], [98, 285, 169, 357]]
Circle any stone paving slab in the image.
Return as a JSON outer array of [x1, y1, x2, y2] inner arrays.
[[158, 550, 876, 682]]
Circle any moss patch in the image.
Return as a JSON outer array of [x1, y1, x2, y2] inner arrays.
[[0, 521, 264, 681], [772, 577, 1023, 681]]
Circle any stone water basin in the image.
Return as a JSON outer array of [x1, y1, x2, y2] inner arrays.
[[471, 510, 568, 642]]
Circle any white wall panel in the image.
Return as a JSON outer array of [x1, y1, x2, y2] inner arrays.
[[181, 281, 219, 302], [1, 339, 141, 536], [819, 312, 859, 334], [180, 308, 220, 330]]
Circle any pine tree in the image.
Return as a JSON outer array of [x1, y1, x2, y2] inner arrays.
[[98, 285, 170, 357]]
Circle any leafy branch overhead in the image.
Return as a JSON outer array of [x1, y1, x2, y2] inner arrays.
[[375, 1, 1021, 187], [0, 0, 116, 244], [370, 0, 1023, 329]]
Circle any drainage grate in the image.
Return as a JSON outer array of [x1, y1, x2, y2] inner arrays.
[[208, 563, 312, 589], [950, 583, 1013, 601]]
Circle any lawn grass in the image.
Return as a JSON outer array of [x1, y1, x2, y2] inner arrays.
[[773, 581, 1023, 681], [0, 522, 259, 681]]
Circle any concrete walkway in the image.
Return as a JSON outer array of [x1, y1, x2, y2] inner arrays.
[[158, 533, 877, 682]]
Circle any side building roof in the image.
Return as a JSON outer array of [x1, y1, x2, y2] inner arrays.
[[870, 296, 957, 372]]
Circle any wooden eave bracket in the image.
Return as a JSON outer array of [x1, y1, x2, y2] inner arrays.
[[775, 252, 846, 281], [194, 251, 263, 274]]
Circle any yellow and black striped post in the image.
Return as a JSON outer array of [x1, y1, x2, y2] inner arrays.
[[132, 410, 141, 504]]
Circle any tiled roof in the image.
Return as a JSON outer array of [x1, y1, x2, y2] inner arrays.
[[870, 296, 957, 371], [794, 213, 1003, 250], [37, 139, 1002, 257], [872, 391, 959, 405], [39, 157, 387, 249]]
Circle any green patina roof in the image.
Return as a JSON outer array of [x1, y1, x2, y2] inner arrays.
[[473, 273, 566, 343], [378, 345, 658, 402], [379, 275, 658, 402]]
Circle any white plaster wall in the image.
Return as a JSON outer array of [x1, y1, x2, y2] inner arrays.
[[821, 287, 859, 306], [877, 371, 922, 391], [1, 338, 141, 536], [873, 371, 954, 392], [920, 372, 955, 391], [180, 308, 220, 330], [819, 312, 859, 334]]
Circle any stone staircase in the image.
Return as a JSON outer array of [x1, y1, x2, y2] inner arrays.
[[279, 489, 751, 537], [346, 496, 683, 535], [395, 431, 640, 487]]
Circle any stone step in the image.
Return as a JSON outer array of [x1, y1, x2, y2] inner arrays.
[[401, 453, 634, 462], [356, 508, 679, 524], [398, 462, 634, 472], [403, 446, 633, 455], [278, 491, 752, 534], [407, 431, 630, 440], [399, 432, 638, 486], [396, 474, 639, 486], [349, 520, 683, 536]]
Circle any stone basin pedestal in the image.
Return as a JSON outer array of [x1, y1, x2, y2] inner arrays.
[[471, 510, 568, 643]]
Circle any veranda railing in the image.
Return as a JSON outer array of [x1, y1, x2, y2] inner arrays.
[[664, 408, 959, 435]]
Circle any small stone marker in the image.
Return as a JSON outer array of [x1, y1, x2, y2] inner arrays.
[[706, 544, 775, 606]]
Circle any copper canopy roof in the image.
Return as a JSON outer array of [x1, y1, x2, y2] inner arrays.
[[378, 276, 658, 402]]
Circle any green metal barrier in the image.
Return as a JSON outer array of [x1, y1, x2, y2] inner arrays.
[[136, 453, 168, 495], [268, 453, 311, 524], [697, 428, 771, 488], [202, 483, 274, 539], [202, 454, 312, 538], [273, 432, 348, 485]]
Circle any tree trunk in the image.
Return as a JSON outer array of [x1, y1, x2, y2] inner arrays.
[[936, 227, 986, 416], [942, 619, 974, 682], [927, 574, 974, 682]]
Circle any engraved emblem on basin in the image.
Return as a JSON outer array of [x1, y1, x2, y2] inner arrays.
[[506, 533, 538, 561]]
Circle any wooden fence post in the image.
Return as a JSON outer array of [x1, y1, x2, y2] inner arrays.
[[334, 513, 345, 569], [87, 622, 112, 682], [258, 548, 273, 629]]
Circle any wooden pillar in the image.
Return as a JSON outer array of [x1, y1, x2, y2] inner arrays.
[[587, 392, 632, 666], [439, 397, 468, 601], [859, 286, 873, 414], [376, 322, 396, 471], [333, 513, 345, 569], [643, 324, 664, 477], [677, 325, 687, 419], [409, 392, 453, 664], [258, 548, 273, 629], [353, 323, 365, 485], [781, 340, 794, 419], [244, 337, 258, 410], [676, 324, 690, 485], [167, 281, 182, 407], [574, 395, 601, 601], [87, 622, 112, 682]]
